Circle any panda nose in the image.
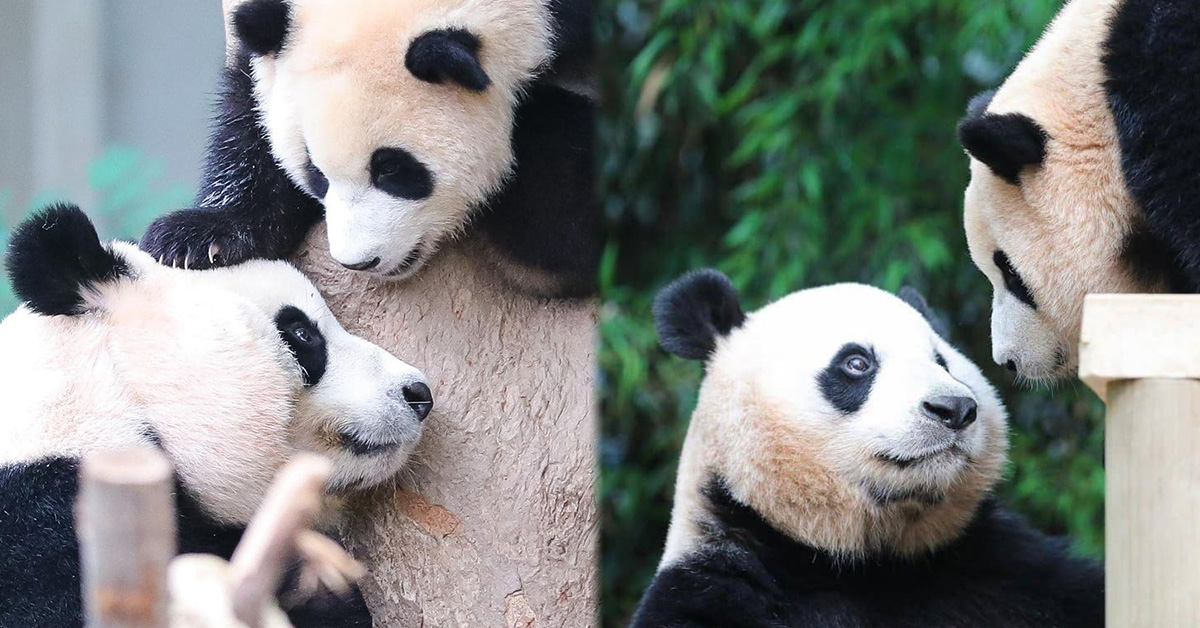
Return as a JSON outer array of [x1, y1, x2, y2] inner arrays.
[[1004, 359, 1017, 373], [401, 382, 433, 422], [341, 257, 381, 271], [922, 395, 978, 431]]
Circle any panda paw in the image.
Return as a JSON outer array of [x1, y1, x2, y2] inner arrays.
[[140, 208, 258, 270]]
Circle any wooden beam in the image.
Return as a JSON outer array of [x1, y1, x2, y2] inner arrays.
[[1079, 294, 1200, 628], [78, 448, 176, 628]]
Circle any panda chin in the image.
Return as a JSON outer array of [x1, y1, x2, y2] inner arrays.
[[378, 242, 429, 281]]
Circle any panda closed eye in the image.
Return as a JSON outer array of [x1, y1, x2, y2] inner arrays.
[[370, 147, 434, 200], [992, 250, 1036, 309]]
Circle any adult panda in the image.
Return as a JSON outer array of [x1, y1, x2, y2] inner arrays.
[[956, 0, 1200, 381], [630, 270, 1102, 628], [140, 0, 596, 298], [0, 205, 434, 628]]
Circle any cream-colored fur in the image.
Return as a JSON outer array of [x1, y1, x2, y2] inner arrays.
[[0, 242, 427, 524], [291, 227, 597, 627], [661, 284, 1008, 567], [252, 0, 553, 276], [962, 0, 1157, 380]]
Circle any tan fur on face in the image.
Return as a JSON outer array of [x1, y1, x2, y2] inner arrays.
[[661, 285, 1009, 567], [963, 0, 1159, 376], [253, 0, 553, 271]]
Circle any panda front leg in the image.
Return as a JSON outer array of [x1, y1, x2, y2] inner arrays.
[[140, 199, 323, 270]]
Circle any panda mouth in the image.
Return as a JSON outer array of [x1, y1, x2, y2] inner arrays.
[[877, 445, 962, 468], [339, 431, 399, 456]]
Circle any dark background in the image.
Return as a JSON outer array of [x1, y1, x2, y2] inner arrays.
[[596, 0, 1103, 625]]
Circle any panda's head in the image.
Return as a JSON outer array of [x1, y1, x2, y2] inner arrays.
[[655, 271, 1008, 560], [231, 0, 553, 279], [1, 204, 434, 522], [955, 0, 1187, 382]]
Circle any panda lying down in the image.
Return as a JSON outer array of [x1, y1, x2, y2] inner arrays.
[[632, 270, 1102, 628], [0, 205, 434, 628]]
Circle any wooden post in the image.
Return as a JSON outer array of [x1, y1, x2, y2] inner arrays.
[[77, 448, 176, 628], [1080, 294, 1200, 628], [228, 453, 332, 628]]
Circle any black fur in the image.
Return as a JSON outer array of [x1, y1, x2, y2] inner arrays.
[[233, 0, 291, 57], [140, 53, 325, 270], [478, 83, 598, 297], [957, 108, 1048, 185], [897, 286, 950, 340], [630, 475, 1103, 628], [545, 0, 594, 79], [275, 306, 327, 387], [1103, 0, 1200, 292], [405, 29, 490, 92], [993, 250, 1036, 309], [1121, 225, 1191, 292], [653, 269, 746, 361], [5, 204, 129, 316], [817, 343, 878, 414], [0, 457, 370, 628], [370, 147, 434, 200]]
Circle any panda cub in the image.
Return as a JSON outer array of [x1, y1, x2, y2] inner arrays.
[[0, 205, 434, 628], [631, 270, 1102, 628], [956, 0, 1200, 381], [140, 0, 596, 297]]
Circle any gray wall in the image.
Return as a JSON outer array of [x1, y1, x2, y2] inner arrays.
[[0, 0, 225, 217]]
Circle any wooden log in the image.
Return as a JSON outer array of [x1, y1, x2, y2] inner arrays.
[[228, 453, 332, 628], [1080, 294, 1200, 628], [78, 448, 176, 628]]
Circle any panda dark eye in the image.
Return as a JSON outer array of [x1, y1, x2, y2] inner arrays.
[[842, 354, 874, 376], [290, 323, 316, 345], [992, 250, 1036, 309]]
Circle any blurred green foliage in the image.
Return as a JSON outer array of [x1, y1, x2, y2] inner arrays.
[[0, 146, 192, 316], [597, 0, 1103, 625]]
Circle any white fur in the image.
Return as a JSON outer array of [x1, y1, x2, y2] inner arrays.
[[0, 242, 428, 524], [251, 0, 553, 276], [962, 0, 1152, 380], [661, 284, 1009, 567]]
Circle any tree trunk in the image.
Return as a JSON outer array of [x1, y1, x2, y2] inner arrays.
[[295, 231, 597, 627]]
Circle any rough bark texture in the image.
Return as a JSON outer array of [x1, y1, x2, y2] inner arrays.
[[293, 227, 597, 627]]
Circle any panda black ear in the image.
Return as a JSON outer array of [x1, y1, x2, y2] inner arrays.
[[406, 28, 491, 92], [4, 203, 129, 316], [956, 92, 1047, 185], [232, 0, 291, 57], [897, 286, 950, 341], [653, 269, 746, 361]]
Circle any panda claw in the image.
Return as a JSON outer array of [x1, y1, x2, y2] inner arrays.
[[208, 242, 221, 266]]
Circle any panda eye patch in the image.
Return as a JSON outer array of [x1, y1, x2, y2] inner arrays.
[[274, 306, 327, 387], [992, 250, 1036, 310], [370, 147, 433, 200], [819, 343, 879, 414]]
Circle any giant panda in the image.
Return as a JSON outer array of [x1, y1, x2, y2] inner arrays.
[[956, 0, 1200, 381], [0, 204, 434, 628], [139, 0, 596, 298], [630, 269, 1103, 628]]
